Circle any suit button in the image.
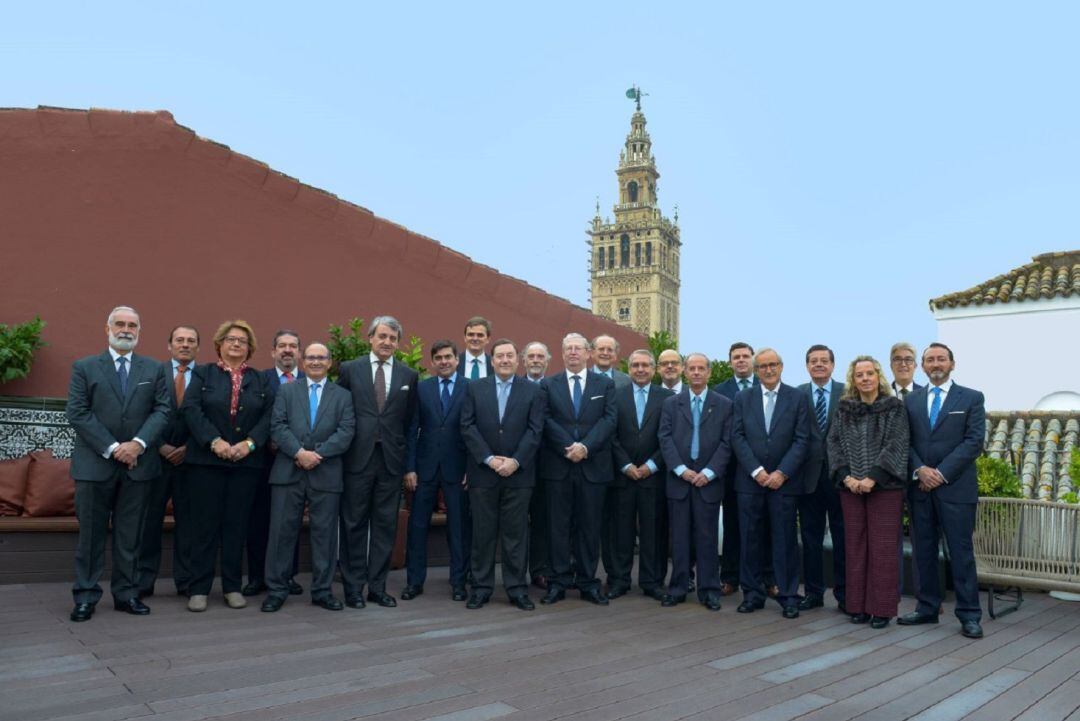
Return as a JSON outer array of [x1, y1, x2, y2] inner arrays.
[[238, 406, 244, 411], [235, 427, 242, 432]]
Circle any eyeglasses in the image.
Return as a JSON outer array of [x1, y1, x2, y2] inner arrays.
[[891, 357, 915, 365], [756, 362, 781, 371], [304, 355, 330, 362], [223, 336, 249, 345], [658, 360, 682, 367]]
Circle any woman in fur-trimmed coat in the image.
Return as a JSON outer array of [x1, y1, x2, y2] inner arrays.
[[827, 355, 910, 628]]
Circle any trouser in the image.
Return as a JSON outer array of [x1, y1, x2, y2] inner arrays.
[[246, 473, 300, 583], [469, 484, 532, 598], [266, 478, 340, 600], [187, 465, 260, 595], [841, 488, 902, 617], [739, 491, 800, 606], [136, 462, 193, 594], [547, 468, 606, 592], [610, 481, 668, 592], [339, 446, 401, 596], [528, 477, 550, 579], [798, 469, 847, 603], [910, 490, 981, 622], [668, 486, 721, 597], [406, 471, 471, 588]]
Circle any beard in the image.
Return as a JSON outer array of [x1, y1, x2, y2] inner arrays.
[[109, 330, 138, 352]]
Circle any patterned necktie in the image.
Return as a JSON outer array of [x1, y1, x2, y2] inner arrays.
[[282, 371, 293, 384], [441, 378, 452, 415], [929, 386, 942, 428], [175, 364, 188, 405], [572, 375, 582, 416], [901, 387, 909, 399], [764, 390, 776, 432], [815, 387, 827, 432], [635, 387, 647, 428], [374, 361, 387, 412], [471, 358, 480, 380], [691, 395, 702, 461], [739, 378, 750, 392], [498, 380, 510, 422], [116, 356, 128, 395], [309, 382, 320, 430]]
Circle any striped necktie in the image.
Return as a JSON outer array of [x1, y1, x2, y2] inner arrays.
[[815, 387, 827, 432]]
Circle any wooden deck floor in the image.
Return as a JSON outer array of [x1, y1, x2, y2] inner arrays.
[[2, 568, 1079, 721]]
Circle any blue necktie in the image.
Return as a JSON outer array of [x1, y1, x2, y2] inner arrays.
[[309, 382, 320, 430], [635, 387, 647, 428], [929, 386, 942, 428], [471, 358, 480, 380], [116, 356, 128, 395], [815, 387, 828, 432], [691, 395, 701, 461], [764, 390, 776, 433], [498, 380, 510, 422], [572, 375, 582, 416], [441, 378, 452, 415]]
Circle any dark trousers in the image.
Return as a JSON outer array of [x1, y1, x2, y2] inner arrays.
[[469, 484, 532, 598], [668, 487, 721, 597], [841, 488, 902, 617], [739, 491, 800, 606], [339, 446, 401, 595], [911, 490, 981, 622], [246, 473, 299, 584], [528, 477, 550, 580], [600, 486, 617, 579], [547, 468, 606, 592], [798, 467, 846, 603], [406, 472, 471, 588], [136, 463, 192, 594], [610, 482, 667, 592], [186, 465, 260, 595], [72, 470, 153, 604], [266, 479, 339, 601], [720, 473, 740, 586]]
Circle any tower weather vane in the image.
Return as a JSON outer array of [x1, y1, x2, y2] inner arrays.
[[625, 85, 648, 111]]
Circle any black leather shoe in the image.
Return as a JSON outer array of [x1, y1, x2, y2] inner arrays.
[[288, 578, 303, 596], [114, 598, 151, 615], [400, 585, 423, 601], [870, 616, 891, 629], [797, 594, 824, 611], [605, 585, 629, 600], [702, 593, 722, 611], [451, 586, 467, 602], [367, 591, 397, 608], [687, 578, 696, 594], [344, 594, 366, 609], [312, 596, 344, 611], [70, 603, 94, 622], [851, 613, 871, 624], [642, 587, 665, 601], [466, 592, 490, 609], [897, 611, 939, 626], [137, 588, 154, 600], [961, 620, 984, 639], [737, 599, 765, 614], [511, 595, 535, 611], [660, 593, 686, 607], [261, 596, 286, 612], [241, 580, 268, 597], [540, 588, 565, 605], [782, 605, 800, 619], [581, 588, 609, 605]]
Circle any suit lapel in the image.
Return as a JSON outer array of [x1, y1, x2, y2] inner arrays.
[[101, 353, 124, 403], [933, 385, 962, 432], [912, 386, 932, 433], [550, 375, 573, 418], [502, 377, 524, 423], [752, 387, 767, 434], [680, 391, 693, 425]]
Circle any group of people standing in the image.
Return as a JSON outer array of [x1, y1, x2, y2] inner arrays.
[[66, 307, 987, 640]]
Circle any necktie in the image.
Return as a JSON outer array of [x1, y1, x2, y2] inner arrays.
[[175, 364, 188, 405], [374, 361, 387, 412], [901, 387, 910, 399], [471, 358, 480, 380], [116, 356, 128, 395], [635, 387, 647, 428], [282, 371, 293, 384], [441, 378, 452, 415], [309, 382, 320, 430], [739, 378, 750, 392], [498, 380, 510, 422], [691, 395, 701, 461], [815, 387, 827, 432], [572, 375, 582, 416], [929, 386, 942, 428], [764, 390, 776, 432]]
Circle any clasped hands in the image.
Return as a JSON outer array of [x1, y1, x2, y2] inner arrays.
[[754, 469, 787, 491], [158, 443, 186, 466], [487, 456, 520, 477], [112, 441, 144, 470], [624, 464, 654, 481], [563, 442, 588, 463], [916, 466, 946, 492], [843, 475, 877, 494], [211, 438, 253, 463], [680, 468, 710, 488]]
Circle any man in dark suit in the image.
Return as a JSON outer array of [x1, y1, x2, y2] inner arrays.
[[461, 339, 546, 610], [136, 325, 199, 600], [522, 341, 553, 589], [337, 315, 418, 608], [261, 343, 355, 612], [899, 343, 986, 639], [608, 349, 673, 599], [658, 353, 733, 610], [459, 316, 493, 380], [243, 329, 305, 597], [66, 306, 171, 622], [731, 348, 811, 618], [797, 344, 847, 612], [657, 349, 684, 395], [402, 340, 470, 601], [713, 341, 760, 597], [539, 333, 617, 605], [889, 341, 923, 597], [593, 334, 631, 586]]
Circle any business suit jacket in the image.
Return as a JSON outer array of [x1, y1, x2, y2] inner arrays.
[[659, 390, 734, 503], [905, 383, 986, 504], [67, 352, 171, 481], [182, 364, 274, 469], [611, 384, 673, 489], [461, 375, 546, 488], [336, 357, 418, 476], [160, 361, 199, 448], [594, 368, 632, 390], [539, 371, 617, 484], [714, 375, 758, 400], [799, 380, 845, 494], [405, 375, 468, 483], [731, 383, 811, 495], [269, 379, 356, 492]]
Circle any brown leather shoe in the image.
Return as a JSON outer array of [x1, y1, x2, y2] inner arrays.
[[531, 575, 548, 590], [720, 582, 736, 596], [767, 585, 780, 599]]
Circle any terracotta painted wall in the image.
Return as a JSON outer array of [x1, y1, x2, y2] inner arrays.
[[0, 107, 643, 398]]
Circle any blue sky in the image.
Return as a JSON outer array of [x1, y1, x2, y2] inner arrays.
[[5, 2, 1076, 384]]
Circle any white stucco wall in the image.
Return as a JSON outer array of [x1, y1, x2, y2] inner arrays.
[[934, 296, 1080, 411]]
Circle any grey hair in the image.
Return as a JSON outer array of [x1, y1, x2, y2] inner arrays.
[[107, 306, 140, 325], [685, 352, 710, 366], [592, 334, 619, 353], [524, 341, 551, 359], [562, 332, 590, 350], [627, 349, 655, 364], [753, 347, 783, 366], [889, 341, 916, 359], [368, 315, 403, 339]]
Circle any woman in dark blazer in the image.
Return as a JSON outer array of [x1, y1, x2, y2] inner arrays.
[[827, 355, 910, 629], [181, 320, 273, 612]]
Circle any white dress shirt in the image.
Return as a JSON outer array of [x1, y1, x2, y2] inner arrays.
[[926, 378, 953, 416], [369, 352, 394, 396], [565, 369, 587, 397], [103, 347, 145, 458], [673, 387, 716, 481], [465, 352, 488, 379]]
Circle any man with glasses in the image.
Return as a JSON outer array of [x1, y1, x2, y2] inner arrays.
[[657, 350, 684, 395], [261, 344, 355, 612], [889, 342, 923, 599]]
